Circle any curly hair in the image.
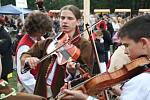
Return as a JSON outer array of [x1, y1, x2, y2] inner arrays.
[[23, 10, 52, 35]]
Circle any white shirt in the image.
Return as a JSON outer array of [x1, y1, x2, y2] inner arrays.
[[112, 22, 120, 32], [17, 45, 36, 93], [120, 72, 150, 100]]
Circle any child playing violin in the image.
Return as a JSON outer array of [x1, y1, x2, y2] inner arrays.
[[21, 5, 95, 99], [62, 14, 150, 100]]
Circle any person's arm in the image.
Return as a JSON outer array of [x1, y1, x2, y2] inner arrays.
[[17, 45, 30, 71], [17, 45, 36, 93], [20, 40, 45, 69]]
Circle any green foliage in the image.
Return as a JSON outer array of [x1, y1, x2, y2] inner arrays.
[[1, 0, 150, 13], [1, 0, 16, 6], [27, 0, 36, 10], [44, 0, 83, 11]]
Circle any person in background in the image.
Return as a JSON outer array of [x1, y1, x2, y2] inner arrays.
[[93, 30, 106, 74], [12, 18, 24, 56], [62, 14, 150, 100], [0, 54, 2, 78], [16, 18, 23, 33], [0, 15, 13, 82], [108, 45, 131, 72], [99, 22, 112, 64], [16, 10, 52, 93], [97, 17, 107, 31], [20, 5, 94, 99]]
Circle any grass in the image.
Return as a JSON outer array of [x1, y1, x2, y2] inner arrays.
[[8, 70, 18, 91], [6, 33, 18, 91]]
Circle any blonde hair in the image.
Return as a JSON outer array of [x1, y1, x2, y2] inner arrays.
[[95, 30, 103, 36]]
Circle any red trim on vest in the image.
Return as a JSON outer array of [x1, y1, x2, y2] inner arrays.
[[16, 34, 34, 52], [51, 64, 65, 87], [45, 56, 66, 98], [45, 57, 56, 98], [145, 68, 150, 72]]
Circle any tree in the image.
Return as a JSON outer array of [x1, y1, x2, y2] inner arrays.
[[1, 0, 16, 6], [1, 0, 150, 14]]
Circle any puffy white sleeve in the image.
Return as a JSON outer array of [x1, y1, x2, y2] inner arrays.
[[17, 45, 36, 93], [87, 96, 98, 100]]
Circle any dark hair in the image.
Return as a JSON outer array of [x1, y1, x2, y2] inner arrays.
[[0, 16, 5, 25], [17, 18, 23, 29], [60, 5, 81, 20], [118, 14, 150, 42], [23, 10, 52, 35]]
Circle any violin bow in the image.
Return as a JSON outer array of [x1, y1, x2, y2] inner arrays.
[[85, 23, 111, 100], [85, 23, 102, 73]]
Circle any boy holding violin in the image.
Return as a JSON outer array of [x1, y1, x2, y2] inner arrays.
[[21, 5, 95, 99], [62, 15, 150, 100]]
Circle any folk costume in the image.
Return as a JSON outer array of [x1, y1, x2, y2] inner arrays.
[[16, 34, 41, 93], [21, 34, 95, 98]]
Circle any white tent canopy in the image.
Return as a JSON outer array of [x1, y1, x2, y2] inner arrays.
[[0, 4, 32, 15], [139, 9, 150, 13], [114, 9, 131, 12], [94, 9, 110, 13]]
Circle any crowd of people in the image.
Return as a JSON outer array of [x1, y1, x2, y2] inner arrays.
[[1, 2, 150, 100]]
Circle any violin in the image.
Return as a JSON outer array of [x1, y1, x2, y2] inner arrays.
[[54, 32, 80, 65], [46, 32, 81, 65], [56, 57, 150, 99]]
